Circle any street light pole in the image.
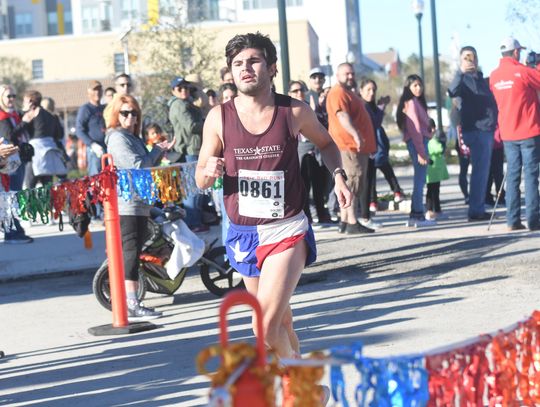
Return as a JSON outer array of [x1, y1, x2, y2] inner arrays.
[[277, 0, 291, 92], [412, 0, 425, 80], [430, 0, 444, 136]]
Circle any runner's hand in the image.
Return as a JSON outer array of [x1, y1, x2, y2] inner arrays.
[[204, 157, 225, 178], [334, 175, 352, 209]]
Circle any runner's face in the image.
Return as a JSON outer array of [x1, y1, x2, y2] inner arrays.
[[231, 48, 275, 96]]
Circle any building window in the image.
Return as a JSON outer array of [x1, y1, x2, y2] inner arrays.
[[122, 0, 139, 20], [114, 53, 125, 74], [188, 0, 219, 21], [64, 11, 73, 34], [15, 13, 32, 36], [32, 60, 43, 80], [243, 0, 302, 9], [47, 12, 57, 35], [82, 6, 99, 32]]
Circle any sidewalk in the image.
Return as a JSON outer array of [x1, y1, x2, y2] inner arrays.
[[0, 166, 485, 282], [0, 220, 223, 282], [0, 221, 106, 281]]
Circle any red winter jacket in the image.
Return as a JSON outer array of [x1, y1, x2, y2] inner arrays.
[[490, 57, 540, 141]]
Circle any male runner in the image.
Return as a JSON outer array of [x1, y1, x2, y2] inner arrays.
[[195, 32, 351, 403]]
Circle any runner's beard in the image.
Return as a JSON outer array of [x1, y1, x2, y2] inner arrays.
[[237, 78, 267, 96]]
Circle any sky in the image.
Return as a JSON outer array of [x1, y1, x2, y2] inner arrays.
[[359, 0, 535, 74]]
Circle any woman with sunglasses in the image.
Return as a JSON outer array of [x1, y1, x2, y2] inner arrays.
[[288, 80, 332, 224], [106, 95, 174, 322], [0, 84, 34, 244]]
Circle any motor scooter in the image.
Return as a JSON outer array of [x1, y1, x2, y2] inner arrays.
[[92, 206, 244, 310]]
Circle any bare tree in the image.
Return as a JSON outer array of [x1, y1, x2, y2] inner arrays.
[[129, 7, 219, 132], [0, 56, 30, 96]]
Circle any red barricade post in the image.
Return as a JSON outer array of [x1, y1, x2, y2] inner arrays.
[[219, 291, 271, 407], [88, 154, 158, 335]]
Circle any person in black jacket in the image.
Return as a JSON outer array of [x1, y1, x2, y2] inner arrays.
[[448, 46, 498, 221], [22, 90, 66, 188]]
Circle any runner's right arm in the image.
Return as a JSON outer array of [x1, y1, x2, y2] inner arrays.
[[195, 105, 224, 189]]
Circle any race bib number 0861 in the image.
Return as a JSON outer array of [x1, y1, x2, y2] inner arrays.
[[238, 169, 285, 219]]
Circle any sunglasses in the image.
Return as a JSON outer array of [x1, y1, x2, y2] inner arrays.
[[119, 110, 136, 118], [289, 88, 304, 93], [6, 94, 16, 99], [118, 82, 132, 88]]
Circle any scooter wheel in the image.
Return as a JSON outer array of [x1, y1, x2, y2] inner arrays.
[[200, 246, 245, 297], [92, 262, 146, 310]]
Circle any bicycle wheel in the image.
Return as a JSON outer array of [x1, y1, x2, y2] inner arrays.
[[199, 246, 245, 297], [92, 261, 146, 311]]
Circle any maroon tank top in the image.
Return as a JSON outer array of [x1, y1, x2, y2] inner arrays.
[[221, 93, 305, 225]]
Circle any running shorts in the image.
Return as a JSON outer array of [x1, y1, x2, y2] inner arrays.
[[225, 211, 317, 277]]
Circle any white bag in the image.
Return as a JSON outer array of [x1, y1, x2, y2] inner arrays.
[[162, 219, 205, 279]]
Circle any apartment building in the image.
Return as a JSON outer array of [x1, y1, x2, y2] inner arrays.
[[0, 0, 382, 128]]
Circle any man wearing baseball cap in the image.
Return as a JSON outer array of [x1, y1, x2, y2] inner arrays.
[[76, 80, 105, 176], [490, 36, 540, 231], [167, 75, 207, 231]]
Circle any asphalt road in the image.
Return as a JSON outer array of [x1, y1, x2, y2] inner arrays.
[[1, 176, 539, 406]]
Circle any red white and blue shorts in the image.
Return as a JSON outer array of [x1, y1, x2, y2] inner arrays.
[[225, 211, 317, 278]]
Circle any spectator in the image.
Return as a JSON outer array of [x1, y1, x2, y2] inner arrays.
[[396, 74, 435, 227], [185, 73, 210, 118], [219, 83, 237, 103], [288, 80, 331, 225], [485, 127, 505, 206], [448, 46, 498, 221], [75, 80, 106, 177], [359, 78, 403, 228], [103, 87, 116, 105], [206, 89, 218, 108], [41, 97, 68, 180], [0, 84, 33, 243], [23, 90, 66, 188], [425, 118, 449, 220], [219, 66, 234, 84], [326, 62, 376, 234], [104, 73, 133, 127], [168, 76, 206, 231], [490, 37, 540, 231], [0, 85, 32, 191], [106, 95, 174, 321]]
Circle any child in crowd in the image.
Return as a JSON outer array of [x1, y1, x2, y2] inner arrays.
[[426, 119, 449, 220], [144, 123, 170, 166]]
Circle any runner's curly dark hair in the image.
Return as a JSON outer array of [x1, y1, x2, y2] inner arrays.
[[225, 32, 278, 75]]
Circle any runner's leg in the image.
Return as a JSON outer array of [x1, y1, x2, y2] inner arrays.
[[255, 241, 307, 358]]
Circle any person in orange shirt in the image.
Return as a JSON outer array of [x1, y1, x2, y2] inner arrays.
[[326, 62, 377, 234]]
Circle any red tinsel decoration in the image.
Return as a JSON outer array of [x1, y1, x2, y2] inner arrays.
[[427, 337, 491, 406], [488, 311, 540, 406]]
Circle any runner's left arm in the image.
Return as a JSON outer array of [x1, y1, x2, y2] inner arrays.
[[195, 106, 224, 189], [292, 100, 352, 209]]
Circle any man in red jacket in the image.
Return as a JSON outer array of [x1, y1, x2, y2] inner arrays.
[[490, 37, 540, 231]]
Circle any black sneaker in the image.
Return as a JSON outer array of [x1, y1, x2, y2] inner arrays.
[[4, 234, 33, 244], [468, 213, 491, 222], [346, 222, 374, 234], [128, 303, 162, 322], [337, 222, 347, 233]]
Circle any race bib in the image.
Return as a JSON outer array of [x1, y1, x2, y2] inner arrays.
[[238, 169, 284, 219]]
